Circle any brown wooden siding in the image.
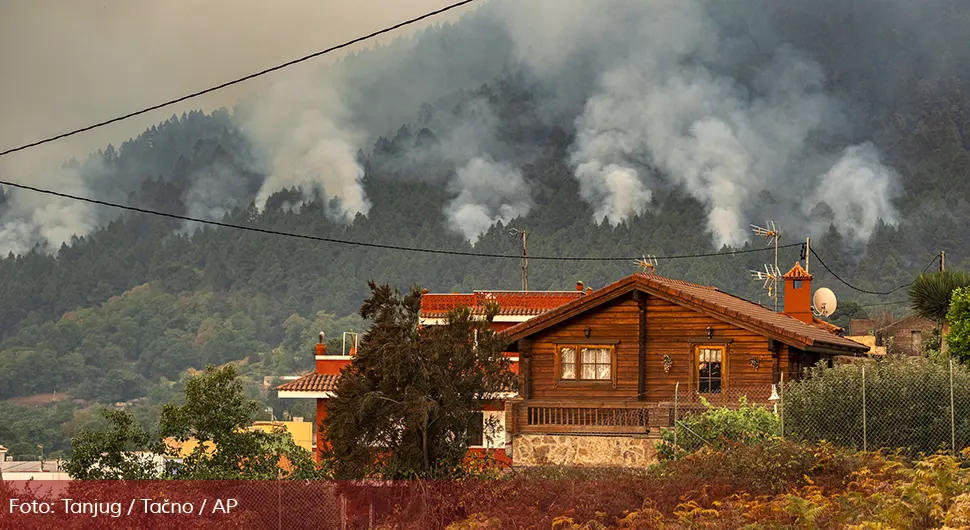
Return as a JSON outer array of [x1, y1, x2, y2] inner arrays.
[[529, 297, 641, 400], [643, 296, 773, 401], [524, 293, 778, 402]]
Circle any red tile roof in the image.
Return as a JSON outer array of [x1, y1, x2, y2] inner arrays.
[[276, 373, 340, 392], [812, 317, 844, 335], [502, 273, 868, 354], [420, 290, 584, 318]]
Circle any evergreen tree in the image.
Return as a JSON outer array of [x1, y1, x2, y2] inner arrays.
[[321, 282, 516, 479]]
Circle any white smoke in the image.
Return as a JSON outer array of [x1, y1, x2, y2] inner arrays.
[[241, 71, 370, 221], [444, 156, 532, 243], [502, 0, 900, 247], [810, 143, 899, 243], [0, 165, 100, 255]]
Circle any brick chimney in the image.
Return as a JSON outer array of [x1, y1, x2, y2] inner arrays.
[[314, 332, 327, 373], [315, 331, 353, 374], [782, 262, 813, 323]]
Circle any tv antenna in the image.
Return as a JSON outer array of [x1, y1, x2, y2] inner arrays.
[[750, 221, 781, 311], [509, 228, 528, 291], [750, 264, 782, 303], [634, 255, 658, 274]]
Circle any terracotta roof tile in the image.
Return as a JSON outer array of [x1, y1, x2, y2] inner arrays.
[[502, 273, 868, 354], [783, 262, 813, 280], [420, 290, 583, 319], [276, 373, 340, 392]]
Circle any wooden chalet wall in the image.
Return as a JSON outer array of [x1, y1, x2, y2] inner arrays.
[[519, 291, 789, 403], [527, 296, 641, 400], [643, 295, 783, 402]]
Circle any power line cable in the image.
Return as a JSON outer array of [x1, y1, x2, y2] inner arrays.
[[0, 179, 799, 261], [0, 0, 478, 158], [810, 248, 939, 295]]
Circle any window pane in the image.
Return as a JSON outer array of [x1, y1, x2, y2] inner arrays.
[[596, 364, 611, 380], [582, 364, 596, 379], [561, 364, 575, 379], [597, 349, 610, 364], [710, 362, 721, 377], [712, 349, 722, 362], [561, 348, 576, 363], [699, 380, 709, 393], [582, 349, 597, 364], [709, 379, 721, 393], [699, 363, 710, 378]]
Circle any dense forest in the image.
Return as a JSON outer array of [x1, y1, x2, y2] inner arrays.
[[1, 0, 969, 459]]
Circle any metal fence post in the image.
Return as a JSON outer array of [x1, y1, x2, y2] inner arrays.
[[674, 382, 679, 448], [779, 373, 785, 438], [951, 358, 957, 456], [862, 365, 868, 452]]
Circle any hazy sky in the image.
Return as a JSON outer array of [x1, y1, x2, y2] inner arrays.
[[0, 0, 471, 178]]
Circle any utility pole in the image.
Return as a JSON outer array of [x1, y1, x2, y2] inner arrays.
[[941, 250, 945, 272], [509, 229, 529, 291]]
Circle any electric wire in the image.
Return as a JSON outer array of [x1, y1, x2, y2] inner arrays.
[[0, 178, 944, 295], [810, 248, 940, 295], [0, 0, 478, 158], [0, 179, 798, 261]]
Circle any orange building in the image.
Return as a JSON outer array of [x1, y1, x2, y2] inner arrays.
[[276, 332, 353, 462]]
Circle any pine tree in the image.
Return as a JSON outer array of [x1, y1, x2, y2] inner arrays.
[[321, 281, 516, 479]]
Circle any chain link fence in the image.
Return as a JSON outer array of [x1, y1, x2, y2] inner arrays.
[[780, 357, 970, 456], [664, 357, 970, 457]]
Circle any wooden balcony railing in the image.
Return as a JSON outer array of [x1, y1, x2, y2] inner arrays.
[[511, 400, 650, 435]]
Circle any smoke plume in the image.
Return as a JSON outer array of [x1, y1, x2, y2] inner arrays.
[[4, 0, 966, 252], [445, 157, 532, 243], [500, 0, 899, 247], [0, 164, 101, 255]]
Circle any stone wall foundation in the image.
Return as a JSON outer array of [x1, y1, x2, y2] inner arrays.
[[512, 434, 658, 467]]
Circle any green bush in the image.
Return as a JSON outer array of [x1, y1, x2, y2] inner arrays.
[[655, 396, 780, 461], [947, 286, 970, 363], [784, 356, 970, 455]]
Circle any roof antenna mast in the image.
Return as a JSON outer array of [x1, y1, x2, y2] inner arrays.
[[509, 228, 528, 291], [634, 255, 658, 275], [750, 221, 781, 311]]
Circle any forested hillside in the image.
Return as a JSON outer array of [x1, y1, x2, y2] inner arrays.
[[1, 0, 968, 459]]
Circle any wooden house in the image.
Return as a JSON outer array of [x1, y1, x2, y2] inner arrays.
[[500, 263, 870, 467]]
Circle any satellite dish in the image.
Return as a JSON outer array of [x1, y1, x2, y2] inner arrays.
[[813, 288, 838, 317]]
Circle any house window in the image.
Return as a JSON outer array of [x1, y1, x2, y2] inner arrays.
[[793, 280, 802, 289], [697, 346, 725, 393], [558, 345, 614, 381], [467, 411, 484, 447], [561, 348, 577, 379]]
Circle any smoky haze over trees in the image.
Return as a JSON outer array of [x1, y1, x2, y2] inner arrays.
[[0, 0, 968, 458]]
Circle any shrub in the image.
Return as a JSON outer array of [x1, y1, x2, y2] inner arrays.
[[655, 395, 780, 461], [784, 356, 970, 455], [656, 438, 870, 496], [948, 286, 970, 363]]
